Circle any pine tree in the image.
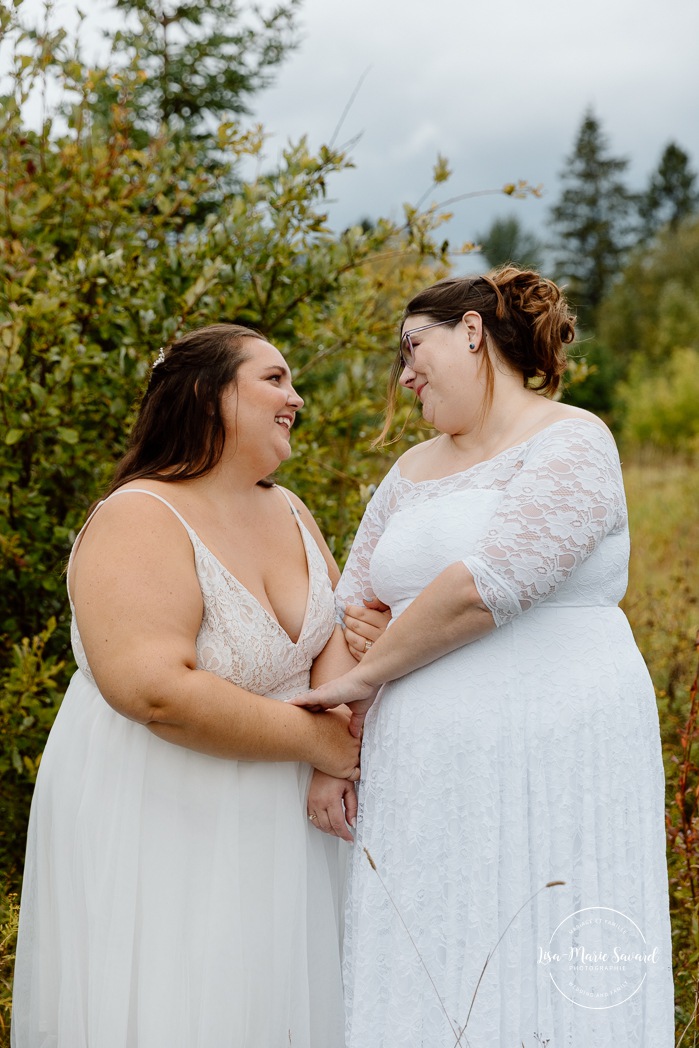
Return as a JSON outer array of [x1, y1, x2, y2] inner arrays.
[[640, 142, 699, 236], [550, 110, 636, 326], [474, 216, 544, 271], [100, 0, 300, 140]]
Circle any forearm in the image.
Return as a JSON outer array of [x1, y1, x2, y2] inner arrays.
[[354, 562, 495, 687], [148, 671, 309, 757], [101, 663, 338, 767]]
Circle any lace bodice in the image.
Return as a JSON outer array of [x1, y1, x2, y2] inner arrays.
[[336, 418, 629, 626], [69, 488, 336, 699]]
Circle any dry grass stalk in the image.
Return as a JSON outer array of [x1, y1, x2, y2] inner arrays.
[[363, 846, 565, 1046]]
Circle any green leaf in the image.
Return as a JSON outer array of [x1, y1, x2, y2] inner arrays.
[[56, 427, 79, 444]]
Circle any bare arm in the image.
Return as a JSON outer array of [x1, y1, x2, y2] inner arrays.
[[310, 624, 356, 687], [70, 495, 360, 778], [283, 490, 389, 838]]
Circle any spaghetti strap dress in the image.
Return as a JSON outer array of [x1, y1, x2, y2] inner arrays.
[[11, 487, 346, 1048]]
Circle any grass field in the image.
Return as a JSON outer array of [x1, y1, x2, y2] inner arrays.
[[0, 457, 697, 1045], [622, 458, 699, 1040]]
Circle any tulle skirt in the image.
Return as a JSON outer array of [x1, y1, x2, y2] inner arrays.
[[12, 670, 347, 1048]]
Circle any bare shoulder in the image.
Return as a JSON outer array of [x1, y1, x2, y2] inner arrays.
[[541, 402, 613, 438], [70, 485, 196, 591], [278, 486, 316, 528], [77, 483, 194, 547], [393, 436, 440, 479], [276, 486, 340, 586]]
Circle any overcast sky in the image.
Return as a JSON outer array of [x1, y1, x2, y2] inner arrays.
[[13, 0, 699, 271]]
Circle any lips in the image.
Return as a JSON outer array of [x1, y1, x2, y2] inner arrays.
[[416, 383, 427, 399], [274, 415, 293, 431]]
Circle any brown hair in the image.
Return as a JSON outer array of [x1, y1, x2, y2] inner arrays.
[[377, 265, 576, 444], [105, 323, 270, 496]]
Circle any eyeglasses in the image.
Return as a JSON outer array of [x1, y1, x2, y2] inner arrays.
[[399, 320, 456, 369]]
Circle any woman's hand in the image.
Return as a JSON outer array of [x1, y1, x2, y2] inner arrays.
[[291, 669, 380, 739], [304, 709, 362, 778], [307, 770, 357, 842], [344, 598, 391, 662]]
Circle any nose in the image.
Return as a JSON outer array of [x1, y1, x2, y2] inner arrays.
[[398, 363, 415, 389], [289, 386, 304, 409]]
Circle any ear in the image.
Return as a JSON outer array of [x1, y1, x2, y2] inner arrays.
[[461, 311, 483, 352]]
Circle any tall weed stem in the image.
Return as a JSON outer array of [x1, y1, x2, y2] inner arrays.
[[363, 846, 564, 1046]]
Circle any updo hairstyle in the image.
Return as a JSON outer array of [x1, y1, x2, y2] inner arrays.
[[378, 266, 576, 444], [105, 323, 268, 496]]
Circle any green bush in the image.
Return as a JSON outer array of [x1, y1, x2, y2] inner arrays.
[[616, 347, 699, 455], [0, 4, 470, 882], [0, 621, 65, 879], [562, 336, 624, 419], [0, 889, 19, 1045], [597, 217, 699, 372]]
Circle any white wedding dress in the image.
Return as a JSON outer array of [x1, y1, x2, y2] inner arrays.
[[12, 487, 346, 1048], [337, 419, 674, 1048]]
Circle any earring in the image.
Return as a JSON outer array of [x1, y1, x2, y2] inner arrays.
[[468, 341, 477, 351]]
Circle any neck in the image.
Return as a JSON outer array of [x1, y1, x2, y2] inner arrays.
[[173, 456, 274, 509], [447, 380, 539, 457]]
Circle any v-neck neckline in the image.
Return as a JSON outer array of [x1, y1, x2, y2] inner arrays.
[[189, 503, 313, 648]]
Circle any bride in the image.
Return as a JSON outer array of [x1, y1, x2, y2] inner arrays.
[[297, 269, 674, 1047], [11, 323, 382, 1048]]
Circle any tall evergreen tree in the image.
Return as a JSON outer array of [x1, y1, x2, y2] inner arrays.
[[475, 216, 544, 271], [639, 142, 699, 236], [100, 0, 300, 140], [550, 110, 636, 326]]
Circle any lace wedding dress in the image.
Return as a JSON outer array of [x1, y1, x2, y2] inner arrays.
[[12, 488, 345, 1048], [337, 419, 674, 1048]]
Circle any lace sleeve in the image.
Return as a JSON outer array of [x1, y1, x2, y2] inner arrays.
[[335, 463, 400, 613], [463, 421, 627, 627]]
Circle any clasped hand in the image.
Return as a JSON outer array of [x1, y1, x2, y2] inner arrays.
[[291, 668, 380, 739], [295, 670, 379, 842], [343, 598, 391, 662], [299, 676, 380, 843], [298, 598, 389, 840]]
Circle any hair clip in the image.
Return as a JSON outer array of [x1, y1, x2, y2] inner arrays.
[[152, 347, 166, 369]]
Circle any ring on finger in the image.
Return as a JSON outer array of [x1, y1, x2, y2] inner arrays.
[[308, 812, 318, 821], [364, 639, 372, 652]]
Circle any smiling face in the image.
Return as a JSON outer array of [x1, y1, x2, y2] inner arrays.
[[221, 337, 303, 476], [398, 312, 487, 434]]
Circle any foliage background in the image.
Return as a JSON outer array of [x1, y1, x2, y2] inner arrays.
[[1, 1, 698, 1043]]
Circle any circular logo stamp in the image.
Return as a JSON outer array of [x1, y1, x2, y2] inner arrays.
[[538, 906, 660, 1009]]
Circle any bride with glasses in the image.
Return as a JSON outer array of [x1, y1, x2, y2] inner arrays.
[[296, 267, 674, 1047]]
